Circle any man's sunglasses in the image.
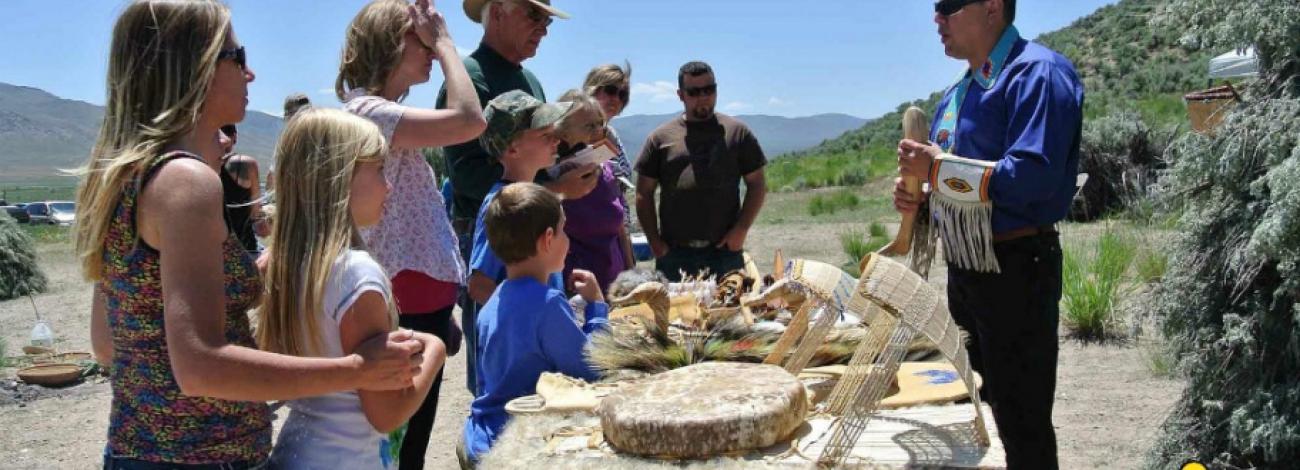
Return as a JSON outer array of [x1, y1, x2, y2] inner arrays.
[[683, 83, 717, 98], [516, 2, 553, 27], [934, 0, 986, 17], [599, 84, 630, 103], [217, 46, 247, 70]]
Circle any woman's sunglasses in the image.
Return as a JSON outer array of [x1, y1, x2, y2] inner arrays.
[[934, 0, 987, 17], [599, 84, 630, 103], [217, 46, 247, 70]]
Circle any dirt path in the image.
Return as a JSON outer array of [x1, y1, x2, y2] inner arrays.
[[0, 218, 1183, 469]]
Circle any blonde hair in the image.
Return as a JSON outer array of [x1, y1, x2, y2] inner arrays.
[[74, 0, 231, 281], [258, 108, 395, 357], [583, 62, 633, 105], [335, 0, 412, 101], [556, 89, 607, 145]]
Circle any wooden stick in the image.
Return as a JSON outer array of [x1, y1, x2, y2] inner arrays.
[[873, 106, 931, 258]]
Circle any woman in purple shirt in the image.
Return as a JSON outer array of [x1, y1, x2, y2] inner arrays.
[[555, 86, 631, 292]]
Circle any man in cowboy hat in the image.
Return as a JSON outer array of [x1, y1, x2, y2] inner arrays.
[[437, 0, 597, 396], [893, 1, 1082, 468]]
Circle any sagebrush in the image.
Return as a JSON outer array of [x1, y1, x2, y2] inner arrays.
[[0, 215, 48, 300], [1144, 0, 1300, 466]]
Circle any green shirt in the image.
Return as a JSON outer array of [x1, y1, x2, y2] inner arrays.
[[437, 43, 546, 224]]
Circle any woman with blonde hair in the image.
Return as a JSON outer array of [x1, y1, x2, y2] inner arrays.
[[335, 0, 486, 467], [264, 108, 447, 470], [78, 1, 427, 467]]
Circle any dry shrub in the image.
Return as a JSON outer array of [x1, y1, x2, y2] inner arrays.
[[0, 215, 48, 300]]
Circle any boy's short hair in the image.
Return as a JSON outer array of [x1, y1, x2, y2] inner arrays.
[[485, 183, 563, 264]]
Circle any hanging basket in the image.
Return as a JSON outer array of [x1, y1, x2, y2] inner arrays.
[[1184, 84, 1239, 134]]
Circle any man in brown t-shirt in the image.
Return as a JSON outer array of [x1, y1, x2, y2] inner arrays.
[[634, 61, 767, 282]]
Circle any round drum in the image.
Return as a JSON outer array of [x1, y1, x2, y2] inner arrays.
[[598, 362, 809, 459]]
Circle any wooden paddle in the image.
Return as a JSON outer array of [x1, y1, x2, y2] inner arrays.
[[875, 106, 931, 257]]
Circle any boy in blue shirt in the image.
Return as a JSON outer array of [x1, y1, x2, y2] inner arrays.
[[467, 90, 575, 306], [458, 182, 608, 467], [462, 90, 575, 396]]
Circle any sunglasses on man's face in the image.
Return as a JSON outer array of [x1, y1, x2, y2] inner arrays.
[[519, 3, 553, 27], [934, 0, 987, 17], [683, 83, 717, 98], [217, 46, 247, 70], [599, 84, 630, 103]]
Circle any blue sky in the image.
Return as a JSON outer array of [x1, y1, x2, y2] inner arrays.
[[0, 0, 1116, 119]]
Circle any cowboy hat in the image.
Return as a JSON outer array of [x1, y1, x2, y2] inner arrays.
[[463, 0, 570, 24]]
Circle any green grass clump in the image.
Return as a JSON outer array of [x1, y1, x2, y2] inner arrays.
[[840, 222, 889, 274], [1061, 228, 1136, 341], [21, 224, 71, 245], [807, 190, 861, 217], [0, 336, 9, 369], [1139, 338, 1177, 378], [1135, 248, 1168, 284]]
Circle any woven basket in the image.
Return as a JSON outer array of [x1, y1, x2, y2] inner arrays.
[[17, 363, 84, 387], [1184, 84, 1239, 134]]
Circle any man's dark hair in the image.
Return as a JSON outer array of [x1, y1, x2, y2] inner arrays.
[[485, 182, 564, 264], [220, 124, 238, 137], [678, 61, 714, 89], [1003, 0, 1015, 25]]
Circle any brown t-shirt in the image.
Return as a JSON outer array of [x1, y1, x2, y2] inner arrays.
[[635, 113, 766, 246]]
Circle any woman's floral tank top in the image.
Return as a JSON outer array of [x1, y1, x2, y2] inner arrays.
[[100, 151, 271, 464]]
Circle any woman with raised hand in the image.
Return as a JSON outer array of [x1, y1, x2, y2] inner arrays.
[[78, 1, 426, 467], [264, 108, 447, 470], [335, 0, 486, 468]]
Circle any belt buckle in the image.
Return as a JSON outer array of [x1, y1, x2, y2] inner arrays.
[[684, 240, 711, 249]]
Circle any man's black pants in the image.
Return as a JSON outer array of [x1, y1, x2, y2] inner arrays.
[[655, 246, 745, 282], [396, 308, 454, 470], [947, 233, 1062, 470]]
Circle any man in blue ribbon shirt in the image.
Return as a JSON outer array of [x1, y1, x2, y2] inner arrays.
[[894, 1, 1083, 468]]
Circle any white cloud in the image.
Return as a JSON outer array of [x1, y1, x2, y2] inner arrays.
[[632, 81, 678, 103], [316, 88, 335, 96], [724, 101, 752, 112], [768, 97, 791, 107]]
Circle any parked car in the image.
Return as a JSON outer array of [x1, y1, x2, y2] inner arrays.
[[26, 201, 76, 225], [3, 205, 30, 223]]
